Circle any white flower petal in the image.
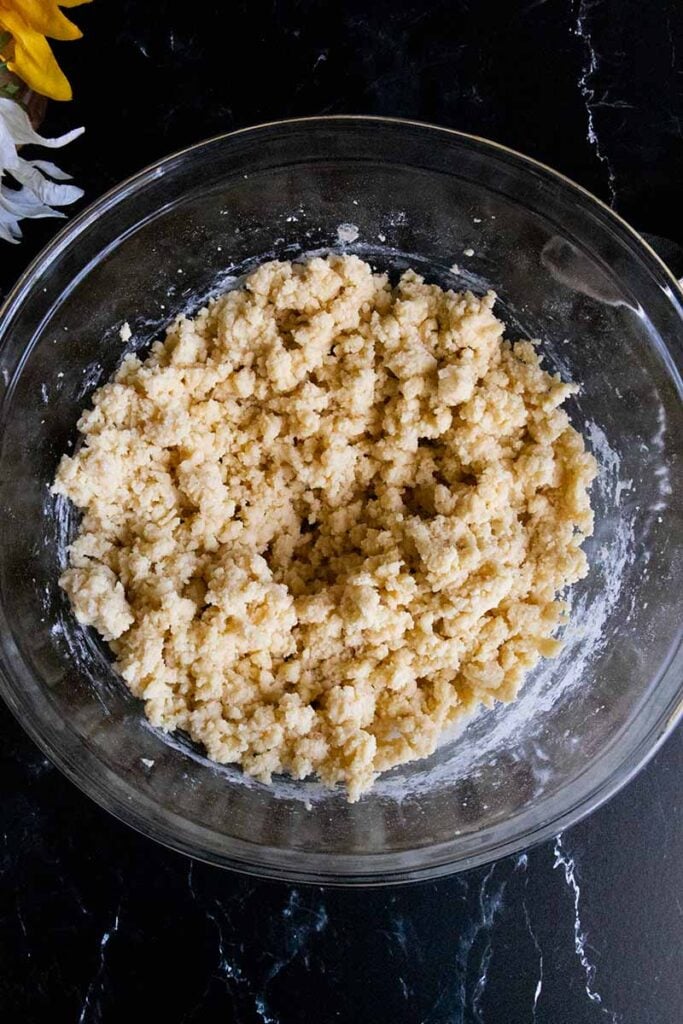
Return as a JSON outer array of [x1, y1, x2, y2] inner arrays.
[[0, 184, 63, 218], [0, 214, 21, 242], [10, 156, 83, 206], [0, 98, 84, 149], [30, 159, 74, 181], [0, 99, 84, 244]]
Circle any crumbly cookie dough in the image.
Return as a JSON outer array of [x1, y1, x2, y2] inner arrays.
[[53, 255, 596, 800]]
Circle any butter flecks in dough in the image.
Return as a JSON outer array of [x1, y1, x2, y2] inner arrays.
[[53, 255, 596, 800]]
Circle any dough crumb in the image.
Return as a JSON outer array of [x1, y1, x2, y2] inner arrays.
[[54, 255, 596, 801]]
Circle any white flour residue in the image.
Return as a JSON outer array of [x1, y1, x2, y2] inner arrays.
[[336, 223, 359, 244], [650, 402, 667, 453], [387, 210, 407, 227], [585, 419, 632, 506], [77, 361, 105, 400], [648, 403, 672, 498]]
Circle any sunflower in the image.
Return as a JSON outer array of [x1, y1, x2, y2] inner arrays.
[[0, 0, 90, 102]]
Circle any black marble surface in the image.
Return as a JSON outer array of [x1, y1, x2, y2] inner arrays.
[[1, 2, 682, 1021]]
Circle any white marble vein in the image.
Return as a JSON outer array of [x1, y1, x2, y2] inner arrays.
[[470, 940, 495, 1023], [523, 896, 544, 1020], [250, 891, 328, 1020], [188, 865, 255, 1011], [190, 869, 328, 1024], [456, 863, 509, 1022], [664, 8, 677, 69], [201, 899, 280, 1024], [553, 835, 619, 1022], [253, 996, 279, 1024], [15, 901, 31, 959], [78, 906, 121, 1024], [273, 888, 329, 975], [517, 852, 544, 1021], [573, 0, 618, 206], [384, 913, 423, 966]]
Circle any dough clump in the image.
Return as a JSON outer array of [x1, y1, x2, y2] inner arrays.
[[53, 255, 596, 799]]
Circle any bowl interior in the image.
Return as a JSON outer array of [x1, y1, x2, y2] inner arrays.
[[0, 120, 681, 881]]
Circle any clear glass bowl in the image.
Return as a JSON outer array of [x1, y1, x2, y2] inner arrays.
[[0, 117, 681, 884]]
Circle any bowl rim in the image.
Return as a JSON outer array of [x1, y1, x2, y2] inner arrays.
[[0, 114, 681, 885], [3, 114, 682, 328]]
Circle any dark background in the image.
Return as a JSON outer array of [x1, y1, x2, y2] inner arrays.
[[1, 2, 681, 1022]]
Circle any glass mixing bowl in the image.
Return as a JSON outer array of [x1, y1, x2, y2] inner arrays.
[[0, 117, 681, 884]]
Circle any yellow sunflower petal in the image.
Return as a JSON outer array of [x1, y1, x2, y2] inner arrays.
[[2, 0, 82, 41], [6, 22, 72, 100], [55, 0, 92, 7]]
